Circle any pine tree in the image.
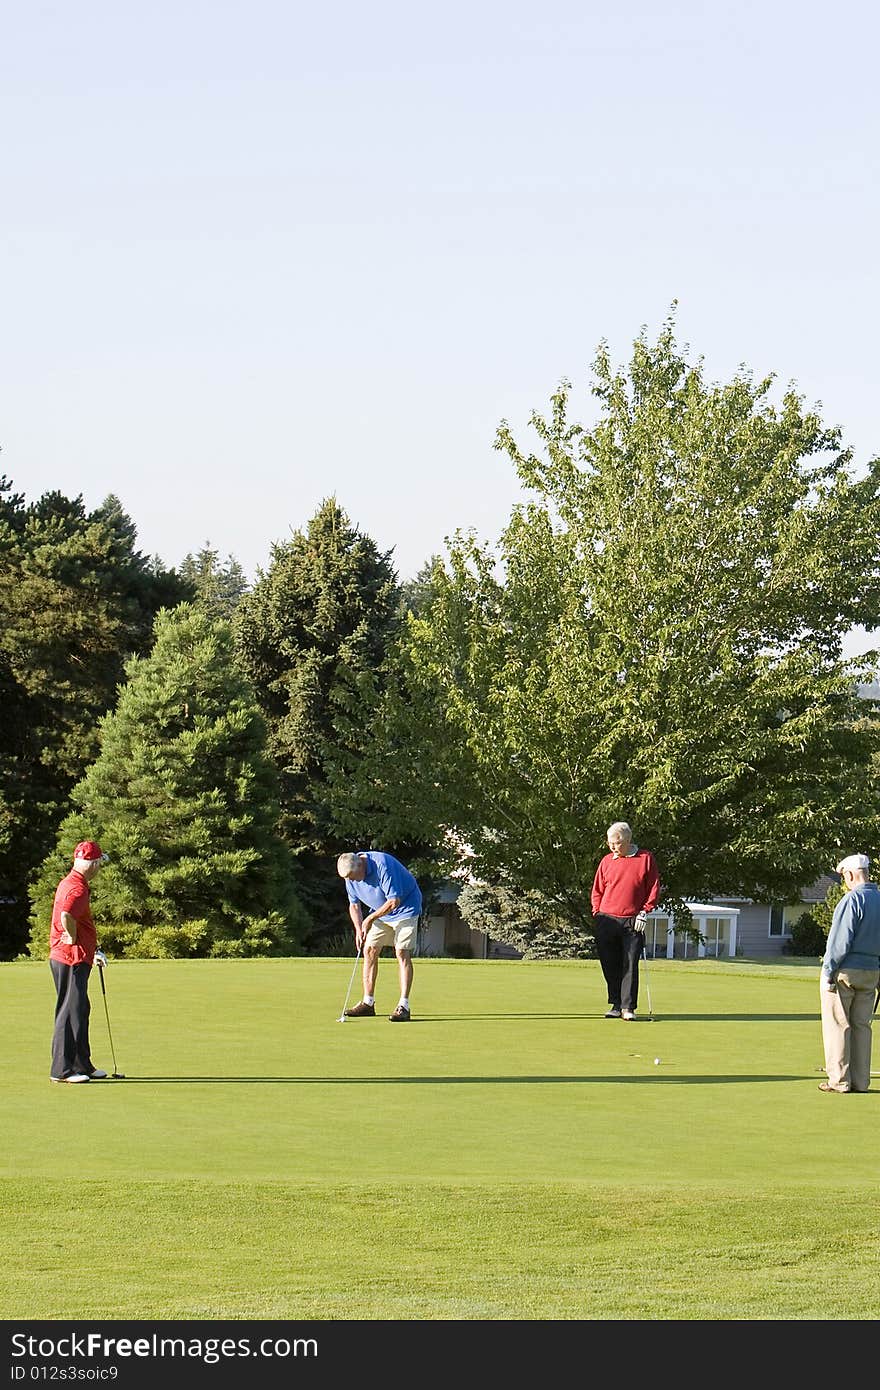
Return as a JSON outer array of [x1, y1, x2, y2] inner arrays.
[[179, 544, 249, 619], [233, 497, 402, 945], [0, 481, 189, 957], [28, 604, 307, 958]]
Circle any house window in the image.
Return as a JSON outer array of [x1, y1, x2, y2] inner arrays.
[[769, 904, 788, 937]]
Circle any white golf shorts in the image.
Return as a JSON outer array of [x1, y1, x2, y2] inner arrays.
[[365, 916, 418, 953]]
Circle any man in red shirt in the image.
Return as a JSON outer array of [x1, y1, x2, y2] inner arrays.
[[590, 821, 660, 1021], [49, 840, 110, 1083]]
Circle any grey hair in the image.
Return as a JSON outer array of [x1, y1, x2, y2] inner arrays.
[[336, 852, 363, 877], [607, 821, 632, 839]]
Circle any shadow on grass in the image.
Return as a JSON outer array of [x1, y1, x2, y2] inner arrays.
[[116, 1073, 830, 1085], [404, 1012, 822, 1022]]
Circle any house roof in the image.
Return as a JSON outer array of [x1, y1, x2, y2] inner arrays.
[[712, 874, 838, 906], [796, 874, 839, 904], [646, 902, 739, 917]]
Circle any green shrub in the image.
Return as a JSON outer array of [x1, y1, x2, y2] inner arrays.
[[783, 911, 826, 957], [303, 932, 356, 957]]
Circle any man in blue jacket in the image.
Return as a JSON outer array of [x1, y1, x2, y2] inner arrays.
[[819, 853, 880, 1093], [337, 850, 423, 1022]]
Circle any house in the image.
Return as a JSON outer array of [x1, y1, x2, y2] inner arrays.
[[700, 875, 837, 958], [640, 902, 740, 959]]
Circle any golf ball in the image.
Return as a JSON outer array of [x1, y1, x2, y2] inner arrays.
[[654, 1057, 660, 1065]]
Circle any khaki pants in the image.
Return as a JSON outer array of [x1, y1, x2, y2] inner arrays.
[[820, 968, 879, 1092]]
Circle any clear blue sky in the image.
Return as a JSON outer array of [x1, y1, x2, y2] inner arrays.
[[2, 1, 878, 653]]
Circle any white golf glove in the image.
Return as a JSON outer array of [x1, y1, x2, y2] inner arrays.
[[634, 912, 648, 933], [94, 950, 108, 968]]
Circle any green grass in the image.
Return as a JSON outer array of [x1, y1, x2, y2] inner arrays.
[[3, 955, 879, 1319]]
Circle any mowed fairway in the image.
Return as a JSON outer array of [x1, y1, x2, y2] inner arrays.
[[3, 956, 880, 1320]]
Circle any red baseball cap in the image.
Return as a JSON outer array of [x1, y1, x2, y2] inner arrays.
[[73, 841, 107, 862]]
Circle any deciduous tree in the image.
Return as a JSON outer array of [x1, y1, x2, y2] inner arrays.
[[329, 318, 880, 938]]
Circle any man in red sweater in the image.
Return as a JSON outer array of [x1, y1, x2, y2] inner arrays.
[[49, 840, 109, 1083], [590, 821, 660, 1020]]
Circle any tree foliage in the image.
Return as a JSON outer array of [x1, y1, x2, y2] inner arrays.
[[325, 318, 880, 936], [28, 604, 307, 958], [0, 479, 190, 957], [456, 881, 596, 959], [179, 544, 249, 620], [232, 497, 403, 943], [810, 881, 847, 940], [782, 910, 827, 957], [399, 555, 445, 618]]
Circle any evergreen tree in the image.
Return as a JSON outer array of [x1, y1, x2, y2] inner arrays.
[[0, 481, 189, 957], [179, 543, 249, 619], [28, 604, 307, 958], [233, 497, 402, 945], [321, 625, 451, 900], [456, 881, 596, 959]]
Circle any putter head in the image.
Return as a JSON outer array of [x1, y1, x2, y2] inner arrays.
[[112, 1072, 125, 1079], [338, 1015, 346, 1023]]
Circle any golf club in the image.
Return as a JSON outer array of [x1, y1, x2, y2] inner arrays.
[[641, 943, 655, 1021], [338, 944, 362, 1022], [97, 963, 125, 1077]]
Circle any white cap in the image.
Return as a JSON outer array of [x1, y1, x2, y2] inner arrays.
[[835, 853, 870, 874]]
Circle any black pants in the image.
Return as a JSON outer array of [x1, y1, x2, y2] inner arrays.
[[50, 959, 94, 1078], [593, 914, 642, 1013]]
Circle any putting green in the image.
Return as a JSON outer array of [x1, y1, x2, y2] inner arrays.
[[3, 956, 879, 1319]]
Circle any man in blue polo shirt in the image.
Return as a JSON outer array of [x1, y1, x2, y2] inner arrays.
[[337, 850, 422, 1021]]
